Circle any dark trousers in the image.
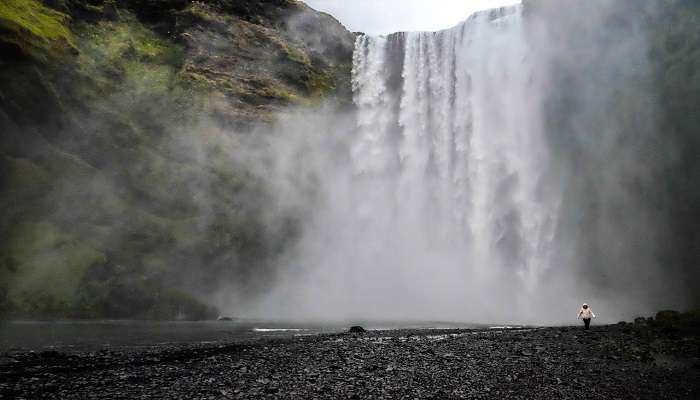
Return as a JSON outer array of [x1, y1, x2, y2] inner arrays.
[[583, 318, 591, 330]]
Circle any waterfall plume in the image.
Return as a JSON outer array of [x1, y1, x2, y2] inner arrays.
[[247, 2, 688, 324]]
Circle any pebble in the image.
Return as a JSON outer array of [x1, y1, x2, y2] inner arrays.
[[1, 325, 699, 399]]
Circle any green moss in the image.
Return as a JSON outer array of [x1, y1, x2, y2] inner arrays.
[[179, 1, 222, 25], [71, 11, 196, 144], [330, 61, 353, 103], [273, 36, 314, 71], [0, 222, 106, 315], [0, 156, 49, 233], [75, 13, 184, 74], [0, 0, 332, 319], [223, 76, 301, 104], [306, 69, 335, 97], [0, 0, 75, 61], [123, 61, 177, 97], [74, 11, 184, 97], [254, 83, 300, 102], [285, 46, 311, 67]]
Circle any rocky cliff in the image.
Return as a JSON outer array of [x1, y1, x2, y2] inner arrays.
[[0, 0, 355, 319]]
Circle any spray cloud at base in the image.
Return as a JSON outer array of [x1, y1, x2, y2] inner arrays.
[[225, 1, 695, 325], [4, 0, 698, 324]]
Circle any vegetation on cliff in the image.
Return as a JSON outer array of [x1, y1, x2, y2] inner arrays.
[[0, 0, 354, 319], [0, 0, 76, 60]]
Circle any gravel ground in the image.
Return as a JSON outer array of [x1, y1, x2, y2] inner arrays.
[[1, 323, 699, 399]]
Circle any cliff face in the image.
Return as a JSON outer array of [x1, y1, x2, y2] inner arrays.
[[173, 0, 355, 127], [0, 0, 355, 319], [522, 0, 700, 306]]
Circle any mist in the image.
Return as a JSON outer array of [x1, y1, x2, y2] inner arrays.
[[5, 1, 700, 397], [208, 0, 697, 325], [2, 0, 697, 325]]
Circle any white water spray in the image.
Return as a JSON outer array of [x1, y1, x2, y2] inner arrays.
[[348, 6, 558, 320], [253, 6, 564, 323]]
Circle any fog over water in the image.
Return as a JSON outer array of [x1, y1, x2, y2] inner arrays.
[[223, 1, 691, 325]]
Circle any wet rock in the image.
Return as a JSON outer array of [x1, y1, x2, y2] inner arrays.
[[655, 310, 681, 325], [39, 350, 62, 359], [349, 326, 366, 334], [2, 324, 699, 399], [264, 386, 279, 394]]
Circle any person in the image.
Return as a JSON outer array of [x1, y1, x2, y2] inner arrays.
[[577, 303, 596, 330]]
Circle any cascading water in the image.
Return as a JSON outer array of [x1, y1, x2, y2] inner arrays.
[[249, 2, 676, 323], [346, 5, 559, 320], [253, 5, 560, 323], [351, 5, 557, 288]]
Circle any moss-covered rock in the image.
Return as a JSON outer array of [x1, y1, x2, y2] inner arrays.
[[174, 0, 354, 127], [653, 309, 700, 328], [76, 261, 218, 320], [655, 310, 681, 324], [0, 0, 354, 320], [0, 0, 76, 62], [0, 222, 106, 317]]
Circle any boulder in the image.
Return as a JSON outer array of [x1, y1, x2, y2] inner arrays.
[[655, 310, 681, 325], [349, 326, 366, 333]]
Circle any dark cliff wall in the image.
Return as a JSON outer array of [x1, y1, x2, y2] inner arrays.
[[0, 0, 355, 319], [523, 0, 700, 305]]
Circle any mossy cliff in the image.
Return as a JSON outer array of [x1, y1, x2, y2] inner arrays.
[[0, 0, 355, 319]]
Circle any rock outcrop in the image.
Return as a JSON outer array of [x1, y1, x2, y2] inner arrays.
[[0, 0, 355, 319]]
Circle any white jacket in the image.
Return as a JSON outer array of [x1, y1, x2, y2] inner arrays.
[[578, 307, 595, 319]]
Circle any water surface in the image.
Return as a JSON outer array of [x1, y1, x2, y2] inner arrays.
[[0, 320, 337, 352], [0, 319, 489, 352]]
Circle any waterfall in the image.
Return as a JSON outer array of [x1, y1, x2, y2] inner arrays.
[[248, 2, 685, 324], [350, 5, 558, 305], [253, 5, 565, 323]]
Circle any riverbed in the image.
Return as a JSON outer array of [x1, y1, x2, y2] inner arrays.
[[1, 323, 699, 399]]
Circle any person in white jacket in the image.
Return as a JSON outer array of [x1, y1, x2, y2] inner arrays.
[[577, 303, 596, 330]]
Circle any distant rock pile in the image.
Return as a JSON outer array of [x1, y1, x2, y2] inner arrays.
[[349, 326, 366, 333]]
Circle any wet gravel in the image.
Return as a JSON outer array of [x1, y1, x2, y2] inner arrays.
[[1, 324, 699, 399]]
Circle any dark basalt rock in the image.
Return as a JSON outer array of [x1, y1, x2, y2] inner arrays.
[[655, 310, 681, 324], [349, 326, 366, 333], [2, 323, 699, 399]]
